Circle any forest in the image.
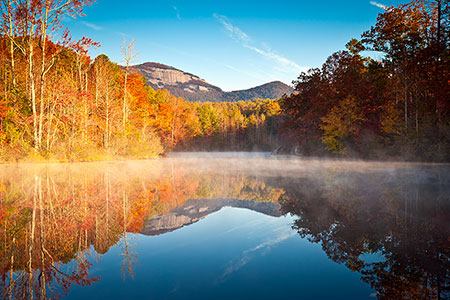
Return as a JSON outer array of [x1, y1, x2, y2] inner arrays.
[[0, 0, 449, 162], [281, 0, 450, 161]]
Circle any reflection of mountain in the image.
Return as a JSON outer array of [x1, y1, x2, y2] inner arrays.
[[2, 160, 448, 300], [0, 163, 285, 299], [142, 198, 281, 236]]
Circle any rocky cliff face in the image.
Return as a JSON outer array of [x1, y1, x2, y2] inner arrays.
[[130, 62, 222, 101], [133, 62, 216, 90], [142, 198, 281, 236], [130, 62, 293, 102]]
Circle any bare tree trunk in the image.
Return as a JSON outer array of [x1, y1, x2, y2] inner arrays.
[[123, 71, 127, 131], [76, 55, 87, 143], [95, 66, 99, 106], [85, 72, 89, 144], [7, 1, 16, 89], [46, 86, 58, 152], [106, 83, 110, 150], [2, 67, 6, 102], [38, 33, 47, 150], [29, 31, 38, 150], [121, 39, 136, 132], [10, 41, 16, 88]]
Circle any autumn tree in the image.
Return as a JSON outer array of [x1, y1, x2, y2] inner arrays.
[[150, 89, 199, 147], [362, 0, 450, 134], [280, 0, 449, 160], [320, 96, 366, 154], [90, 54, 121, 150], [121, 38, 137, 131]]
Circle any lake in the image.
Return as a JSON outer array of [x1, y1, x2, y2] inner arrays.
[[0, 153, 449, 299]]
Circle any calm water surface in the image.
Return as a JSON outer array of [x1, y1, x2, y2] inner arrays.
[[0, 153, 448, 299]]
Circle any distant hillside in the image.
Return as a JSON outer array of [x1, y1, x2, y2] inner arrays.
[[222, 81, 293, 102], [129, 62, 293, 102]]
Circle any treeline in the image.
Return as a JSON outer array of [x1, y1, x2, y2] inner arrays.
[[280, 0, 450, 161], [0, 0, 283, 161], [0, 0, 166, 161], [179, 99, 282, 151], [2, 0, 448, 162]]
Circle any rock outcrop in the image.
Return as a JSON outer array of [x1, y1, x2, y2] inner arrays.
[[129, 62, 293, 102]]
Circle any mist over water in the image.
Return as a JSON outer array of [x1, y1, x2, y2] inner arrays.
[[0, 153, 448, 299]]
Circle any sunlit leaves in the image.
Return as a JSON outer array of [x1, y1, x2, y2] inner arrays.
[[320, 96, 366, 154]]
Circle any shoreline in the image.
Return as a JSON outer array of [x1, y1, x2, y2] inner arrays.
[[1, 151, 449, 166]]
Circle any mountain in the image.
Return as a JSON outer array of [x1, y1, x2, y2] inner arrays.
[[221, 81, 293, 102], [129, 62, 294, 102]]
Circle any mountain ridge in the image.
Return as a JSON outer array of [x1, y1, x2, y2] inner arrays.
[[129, 62, 294, 102]]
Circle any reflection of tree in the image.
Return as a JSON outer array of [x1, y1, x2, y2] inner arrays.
[[0, 163, 287, 298], [0, 174, 99, 300], [279, 168, 450, 300], [121, 190, 136, 280]]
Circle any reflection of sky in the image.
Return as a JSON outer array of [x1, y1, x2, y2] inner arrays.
[[65, 207, 375, 300]]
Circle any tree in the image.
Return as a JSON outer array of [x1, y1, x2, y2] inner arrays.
[[0, 0, 18, 88], [90, 54, 121, 150], [320, 96, 366, 154], [0, 0, 95, 151], [121, 38, 137, 131], [362, 0, 450, 133]]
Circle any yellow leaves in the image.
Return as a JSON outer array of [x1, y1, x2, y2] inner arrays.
[[0, 131, 6, 146], [262, 100, 281, 117], [320, 96, 366, 154], [381, 103, 403, 135]]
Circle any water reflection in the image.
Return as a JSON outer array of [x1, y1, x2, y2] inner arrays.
[[0, 160, 285, 299], [278, 165, 450, 300], [0, 158, 448, 299]]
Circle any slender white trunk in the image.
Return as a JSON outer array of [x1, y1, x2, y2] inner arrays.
[[123, 71, 128, 131], [7, 2, 16, 88], [29, 33, 38, 150], [38, 6, 50, 150]]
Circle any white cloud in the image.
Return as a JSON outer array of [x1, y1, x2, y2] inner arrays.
[[214, 14, 306, 74], [81, 21, 102, 31], [172, 6, 181, 20], [223, 64, 271, 82], [116, 32, 129, 38], [370, 1, 388, 10], [244, 45, 305, 73], [214, 14, 250, 43]]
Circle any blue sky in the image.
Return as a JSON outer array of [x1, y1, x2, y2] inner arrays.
[[66, 0, 405, 91]]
